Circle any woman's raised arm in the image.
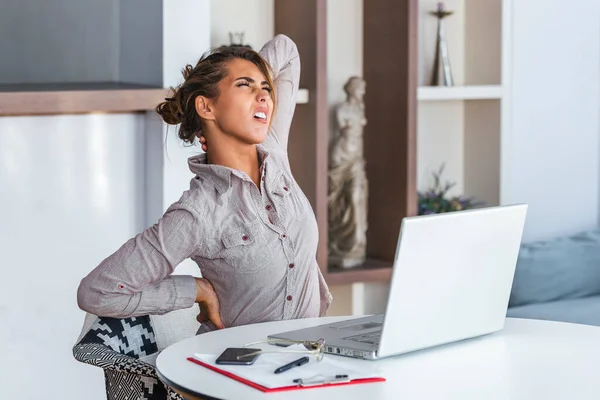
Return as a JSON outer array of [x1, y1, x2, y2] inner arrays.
[[259, 34, 301, 152]]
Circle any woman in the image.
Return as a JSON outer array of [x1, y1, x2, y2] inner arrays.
[[77, 35, 332, 333]]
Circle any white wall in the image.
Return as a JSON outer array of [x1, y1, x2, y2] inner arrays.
[[157, 0, 212, 277], [0, 2, 210, 399], [327, 0, 363, 127], [502, 0, 600, 242], [209, 0, 274, 49], [0, 114, 145, 400]]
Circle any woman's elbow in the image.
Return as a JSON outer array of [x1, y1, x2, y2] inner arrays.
[[273, 34, 298, 54], [77, 277, 126, 318], [77, 276, 101, 315]]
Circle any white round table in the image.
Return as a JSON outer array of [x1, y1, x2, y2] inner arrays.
[[156, 316, 600, 400]]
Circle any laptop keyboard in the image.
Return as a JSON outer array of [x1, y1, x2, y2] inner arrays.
[[343, 330, 382, 345]]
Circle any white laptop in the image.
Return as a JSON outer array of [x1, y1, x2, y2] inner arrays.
[[268, 204, 528, 360]]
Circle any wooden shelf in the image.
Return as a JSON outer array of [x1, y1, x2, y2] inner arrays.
[[0, 82, 168, 116], [418, 85, 502, 101], [327, 259, 393, 285], [0, 83, 311, 116]]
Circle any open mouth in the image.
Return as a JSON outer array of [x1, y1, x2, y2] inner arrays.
[[253, 111, 267, 121]]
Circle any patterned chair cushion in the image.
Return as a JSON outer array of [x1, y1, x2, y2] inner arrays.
[[79, 316, 159, 359], [73, 315, 184, 400]]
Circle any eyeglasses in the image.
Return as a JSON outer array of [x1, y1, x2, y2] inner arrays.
[[236, 338, 326, 362]]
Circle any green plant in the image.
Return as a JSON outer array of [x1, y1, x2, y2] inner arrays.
[[417, 164, 483, 215]]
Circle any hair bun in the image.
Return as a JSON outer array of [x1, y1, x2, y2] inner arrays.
[[155, 93, 182, 125], [182, 65, 195, 80]]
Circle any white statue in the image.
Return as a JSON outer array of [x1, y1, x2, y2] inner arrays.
[[328, 76, 368, 268]]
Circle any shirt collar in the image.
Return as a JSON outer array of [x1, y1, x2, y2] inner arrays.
[[187, 145, 273, 195]]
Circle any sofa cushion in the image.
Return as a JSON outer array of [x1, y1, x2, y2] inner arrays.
[[507, 295, 600, 326], [509, 229, 600, 307]]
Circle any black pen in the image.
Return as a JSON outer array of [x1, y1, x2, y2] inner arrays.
[[274, 356, 310, 374]]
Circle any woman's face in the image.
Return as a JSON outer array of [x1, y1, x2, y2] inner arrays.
[[208, 58, 274, 145]]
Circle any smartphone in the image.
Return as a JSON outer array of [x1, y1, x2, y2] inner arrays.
[[215, 347, 262, 365]]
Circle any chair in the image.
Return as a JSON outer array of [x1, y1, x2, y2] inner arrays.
[[73, 306, 200, 400]]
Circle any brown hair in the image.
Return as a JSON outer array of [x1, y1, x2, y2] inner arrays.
[[156, 46, 276, 144]]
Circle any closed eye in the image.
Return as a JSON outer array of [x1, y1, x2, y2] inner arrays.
[[235, 77, 272, 93]]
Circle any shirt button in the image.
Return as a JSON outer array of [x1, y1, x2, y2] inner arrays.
[[283, 186, 289, 191], [261, 176, 265, 181], [282, 234, 287, 239], [242, 234, 249, 241], [289, 263, 295, 269], [265, 204, 272, 211], [287, 295, 292, 301]]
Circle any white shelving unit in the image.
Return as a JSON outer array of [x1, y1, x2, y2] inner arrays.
[[296, 88, 309, 104], [417, 0, 509, 208], [418, 85, 502, 101]]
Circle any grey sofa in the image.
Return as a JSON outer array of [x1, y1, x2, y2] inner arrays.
[[507, 228, 600, 326]]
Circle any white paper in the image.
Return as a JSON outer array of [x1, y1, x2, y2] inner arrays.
[[193, 344, 382, 389]]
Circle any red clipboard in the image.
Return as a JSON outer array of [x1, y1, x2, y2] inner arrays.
[[186, 357, 386, 393]]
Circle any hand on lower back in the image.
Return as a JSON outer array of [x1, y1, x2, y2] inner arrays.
[[194, 277, 225, 329]]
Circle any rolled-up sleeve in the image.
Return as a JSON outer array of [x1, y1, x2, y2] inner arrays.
[[77, 201, 201, 318]]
